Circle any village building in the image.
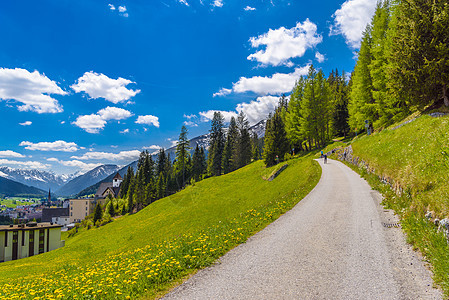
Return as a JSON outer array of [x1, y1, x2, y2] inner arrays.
[[0, 222, 64, 262], [95, 172, 123, 199], [42, 207, 69, 222], [69, 199, 96, 223]]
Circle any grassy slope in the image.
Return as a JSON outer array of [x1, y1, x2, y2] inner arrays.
[[0, 156, 320, 298], [345, 114, 449, 295]]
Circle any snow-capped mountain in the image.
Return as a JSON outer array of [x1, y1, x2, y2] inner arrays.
[[0, 166, 72, 191], [56, 164, 121, 197]]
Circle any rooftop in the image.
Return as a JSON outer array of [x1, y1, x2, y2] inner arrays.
[[0, 222, 63, 232]]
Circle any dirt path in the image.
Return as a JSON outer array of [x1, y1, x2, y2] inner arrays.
[[163, 159, 442, 299]]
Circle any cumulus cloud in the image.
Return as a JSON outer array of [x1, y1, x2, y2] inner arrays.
[[315, 52, 325, 63], [0, 68, 66, 113], [143, 145, 161, 150], [330, 0, 377, 49], [232, 65, 309, 95], [71, 150, 141, 161], [118, 6, 127, 12], [120, 129, 130, 134], [136, 115, 160, 127], [236, 95, 281, 124], [108, 4, 116, 10], [247, 19, 322, 67], [0, 150, 25, 158], [51, 159, 102, 173], [213, 88, 232, 97], [212, 0, 223, 7], [244, 6, 256, 11], [178, 0, 189, 6], [183, 114, 197, 119], [19, 121, 32, 126], [20, 140, 79, 152], [73, 114, 107, 134], [73, 106, 133, 133], [0, 159, 49, 170], [199, 110, 238, 123], [98, 106, 133, 121], [71, 71, 140, 104]]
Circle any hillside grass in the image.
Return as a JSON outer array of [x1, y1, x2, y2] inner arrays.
[[344, 114, 449, 296], [0, 156, 320, 299]]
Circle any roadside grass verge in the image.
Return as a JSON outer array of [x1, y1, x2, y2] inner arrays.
[[338, 114, 449, 296], [0, 156, 320, 299]]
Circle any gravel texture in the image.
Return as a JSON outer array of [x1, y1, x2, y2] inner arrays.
[[163, 159, 442, 300]]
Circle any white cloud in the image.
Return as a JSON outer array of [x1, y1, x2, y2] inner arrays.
[[72, 114, 107, 134], [53, 159, 102, 173], [330, 0, 377, 49], [212, 0, 223, 7], [73, 106, 133, 133], [247, 19, 322, 67], [118, 5, 127, 12], [178, 0, 189, 6], [183, 121, 198, 127], [120, 129, 130, 134], [244, 6, 256, 11], [143, 145, 161, 150], [199, 110, 238, 123], [136, 115, 160, 127], [60, 121, 65, 124], [46, 158, 59, 162], [108, 4, 116, 10], [315, 51, 325, 63], [0, 68, 65, 113], [213, 88, 232, 97], [183, 114, 197, 119], [0, 159, 49, 170], [19, 140, 79, 152], [71, 150, 141, 161], [199, 95, 282, 126], [97, 106, 133, 121], [231, 65, 309, 95], [71, 71, 140, 104], [0, 150, 25, 158], [19, 121, 32, 126], [236, 95, 281, 124]]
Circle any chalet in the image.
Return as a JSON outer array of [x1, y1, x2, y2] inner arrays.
[[95, 172, 123, 199], [0, 222, 64, 262]]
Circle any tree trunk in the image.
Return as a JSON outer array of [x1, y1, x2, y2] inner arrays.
[[443, 86, 449, 107]]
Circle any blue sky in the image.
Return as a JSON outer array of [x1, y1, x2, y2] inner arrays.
[[0, 0, 377, 175]]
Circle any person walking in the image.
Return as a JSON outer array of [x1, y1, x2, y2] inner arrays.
[[324, 154, 327, 164]]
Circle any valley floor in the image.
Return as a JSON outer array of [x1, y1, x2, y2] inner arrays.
[[164, 159, 441, 299]]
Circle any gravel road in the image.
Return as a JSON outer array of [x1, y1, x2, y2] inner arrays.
[[163, 159, 442, 299]]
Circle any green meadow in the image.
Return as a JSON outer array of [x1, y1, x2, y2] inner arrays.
[[0, 156, 320, 299]]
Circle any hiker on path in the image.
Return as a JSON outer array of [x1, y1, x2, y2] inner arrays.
[[321, 150, 323, 158], [324, 154, 327, 164]]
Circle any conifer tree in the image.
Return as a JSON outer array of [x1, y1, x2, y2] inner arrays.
[[208, 112, 225, 176], [107, 196, 115, 217], [251, 132, 261, 161], [263, 100, 289, 167], [175, 125, 191, 187], [285, 77, 305, 151], [156, 172, 166, 199], [388, 0, 449, 109], [348, 26, 374, 131], [127, 179, 135, 213], [222, 116, 238, 174], [234, 111, 252, 169], [93, 203, 102, 224], [119, 166, 134, 198], [156, 148, 167, 177], [192, 145, 206, 181]]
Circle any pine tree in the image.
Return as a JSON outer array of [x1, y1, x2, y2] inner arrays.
[[107, 196, 115, 217], [234, 111, 252, 169], [127, 179, 135, 213], [263, 100, 289, 166], [387, 0, 449, 109], [251, 132, 261, 160], [156, 148, 167, 177], [222, 116, 238, 174], [175, 125, 191, 187], [156, 172, 166, 199], [192, 145, 205, 181], [348, 26, 374, 131], [285, 77, 305, 151], [119, 166, 134, 198], [93, 203, 102, 224], [208, 112, 225, 176]]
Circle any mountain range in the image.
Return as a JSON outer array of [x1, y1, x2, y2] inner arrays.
[[0, 119, 267, 198]]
